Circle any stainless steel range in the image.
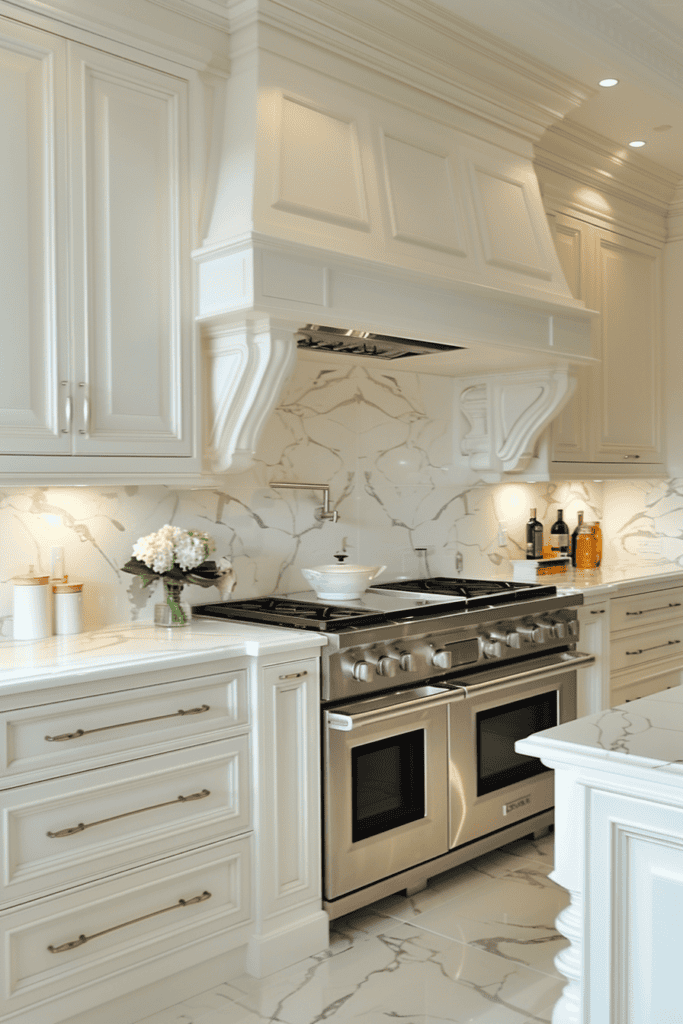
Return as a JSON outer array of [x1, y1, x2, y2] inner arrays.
[[194, 576, 593, 918]]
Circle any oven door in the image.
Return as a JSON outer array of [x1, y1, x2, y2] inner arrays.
[[448, 650, 594, 850], [323, 686, 459, 902]]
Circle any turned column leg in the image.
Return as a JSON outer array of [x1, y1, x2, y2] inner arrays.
[[552, 890, 583, 1023]]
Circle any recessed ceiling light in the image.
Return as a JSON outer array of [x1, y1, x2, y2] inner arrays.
[[629, 140, 646, 148], [599, 78, 619, 87]]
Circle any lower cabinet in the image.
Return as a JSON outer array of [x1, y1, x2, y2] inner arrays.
[[0, 647, 327, 1024], [610, 585, 683, 704]]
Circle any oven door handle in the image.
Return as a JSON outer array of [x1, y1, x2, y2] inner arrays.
[[455, 650, 595, 696], [327, 688, 465, 731]]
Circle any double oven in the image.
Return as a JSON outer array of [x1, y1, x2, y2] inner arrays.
[[194, 576, 592, 919]]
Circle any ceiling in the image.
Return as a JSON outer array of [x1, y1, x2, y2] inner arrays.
[[431, 0, 683, 179]]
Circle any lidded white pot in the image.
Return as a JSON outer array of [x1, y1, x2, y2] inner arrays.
[[301, 564, 386, 601]]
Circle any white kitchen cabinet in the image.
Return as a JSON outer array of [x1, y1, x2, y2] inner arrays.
[[0, 13, 199, 479], [548, 212, 664, 474], [0, 645, 327, 1024], [610, 585, 683, 704], [575, 597, 610, 717]]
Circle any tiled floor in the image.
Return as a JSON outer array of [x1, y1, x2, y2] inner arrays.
[[133, 832, 568, 1024]]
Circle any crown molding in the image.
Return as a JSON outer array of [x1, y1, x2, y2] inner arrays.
[[534, 121, 679, 227], [167, 0, 590, 142]]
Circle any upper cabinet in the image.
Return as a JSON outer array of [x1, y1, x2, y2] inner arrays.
[[550, 212, 663, 470], [0, 15, 199, 482], [535, 124, 675, 478]]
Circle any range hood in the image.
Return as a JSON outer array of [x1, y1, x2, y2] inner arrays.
[[192, 0, 596, 473]]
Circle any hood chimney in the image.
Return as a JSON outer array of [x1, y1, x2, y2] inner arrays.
[[193, 0, 596, 472]]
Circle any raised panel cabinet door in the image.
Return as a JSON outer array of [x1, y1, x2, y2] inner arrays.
[[548, 213, 594, 462], [67, 43, 193, 456], [0, 19, 70, 454], [592, 230, 663, 464]]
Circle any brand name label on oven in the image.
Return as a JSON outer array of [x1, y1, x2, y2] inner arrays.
[[503, 795, 532, 816]]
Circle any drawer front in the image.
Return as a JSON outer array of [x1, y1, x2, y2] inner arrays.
[[0, 838, 251, 1017], [0, 670, 248, 785], [611, 587, 683, 632], [611, 621, 683, 673], [612, 675, 682, 705], [0, 738, 250, 906]]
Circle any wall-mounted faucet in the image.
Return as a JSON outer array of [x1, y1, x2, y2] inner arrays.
[[270, 481, 339, 523]]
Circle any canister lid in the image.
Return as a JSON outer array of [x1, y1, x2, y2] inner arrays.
[[53, 582, 83, 594], [13, 575, 50, 586]]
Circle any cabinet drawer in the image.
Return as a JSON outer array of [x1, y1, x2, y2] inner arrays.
[[610, 588, 683, 632], [0, 838, 251, 1019], [0, 670, 248, 785], [611, 621, 683, 673], [0, 737, 250, 906], [612, 675, 682, 704]]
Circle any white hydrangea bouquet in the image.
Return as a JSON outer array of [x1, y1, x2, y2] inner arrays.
[[122, 525, 236, 625]]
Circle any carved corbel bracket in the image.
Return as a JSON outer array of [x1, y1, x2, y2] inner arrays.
[[459, 368, 575, 478], [203, 317, 298, 473]]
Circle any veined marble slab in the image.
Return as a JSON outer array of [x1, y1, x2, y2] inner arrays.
[[0, 620, 325, 695], [518, 686, 683, 783]]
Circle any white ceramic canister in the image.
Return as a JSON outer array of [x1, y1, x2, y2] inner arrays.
[[53, 582, 84, 635], [13, 574, 52, 640]]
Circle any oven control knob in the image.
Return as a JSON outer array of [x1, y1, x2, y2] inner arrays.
[[568, 619, 579, 637], [516, 623, 545, 644], [399, 652, 415, 673], [482, 639, 503, 659], [376, 656, 398, 678], [489, 628, 521, 649], [352, 660, 373, 683], [551, 620, 568, 640], [431, 649, 453, 670]]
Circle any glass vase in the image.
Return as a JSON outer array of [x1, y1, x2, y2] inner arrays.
[[154, 580, 191, 627]]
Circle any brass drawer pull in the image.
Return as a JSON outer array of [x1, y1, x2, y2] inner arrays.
[[46, 789, 211, 838], [625, 640, 681, 656], [278, 670, 308, 680], [45, 705, 210, 742], [626, 603, 682, 616], [48, 891, 212, 953]]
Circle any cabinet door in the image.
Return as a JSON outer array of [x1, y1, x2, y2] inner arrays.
[[68, 43, 193, 456], [548, 213, 593, 462], [0, 19, 70, 454], [592, 229, 662, 464]]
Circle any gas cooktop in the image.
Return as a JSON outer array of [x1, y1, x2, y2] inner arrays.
[[191, 577, 557, 632]]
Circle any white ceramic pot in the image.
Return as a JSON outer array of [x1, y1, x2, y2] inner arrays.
[[301, 564, 386, 600]]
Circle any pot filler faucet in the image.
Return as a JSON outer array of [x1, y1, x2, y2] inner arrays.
[[270, 481, 339, 523]]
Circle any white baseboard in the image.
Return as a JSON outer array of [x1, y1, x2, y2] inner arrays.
[[245, 909, 329, 977]]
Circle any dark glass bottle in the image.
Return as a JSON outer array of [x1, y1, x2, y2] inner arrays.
[[571, 511, 585, 567], [550, 509, 570, 557], [526, 508, 543, 560]]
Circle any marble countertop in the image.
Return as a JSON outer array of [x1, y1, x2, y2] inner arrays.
[[0, 620, 326, 696], [518, 685, 683, 783], [554, 562, 683, 597]]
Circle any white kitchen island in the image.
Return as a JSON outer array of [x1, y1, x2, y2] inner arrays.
[[518, 686, 683, 1024], [0, 622, 328, 1024]]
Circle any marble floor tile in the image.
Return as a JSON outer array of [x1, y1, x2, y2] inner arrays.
[[132, 838, 566, 1024]]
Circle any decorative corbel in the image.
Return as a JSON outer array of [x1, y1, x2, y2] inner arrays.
[[203, 317, 298, 473], [459, 368, 575, 478]]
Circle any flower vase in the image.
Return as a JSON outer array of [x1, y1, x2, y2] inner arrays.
[[154, 580, 191, 627]]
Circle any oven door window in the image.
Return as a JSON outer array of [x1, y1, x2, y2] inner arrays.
[[477, 690, 557, 796], [351, 729, 425, 842]]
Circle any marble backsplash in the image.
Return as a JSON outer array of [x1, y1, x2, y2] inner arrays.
[[0, 359, 676, 637]]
